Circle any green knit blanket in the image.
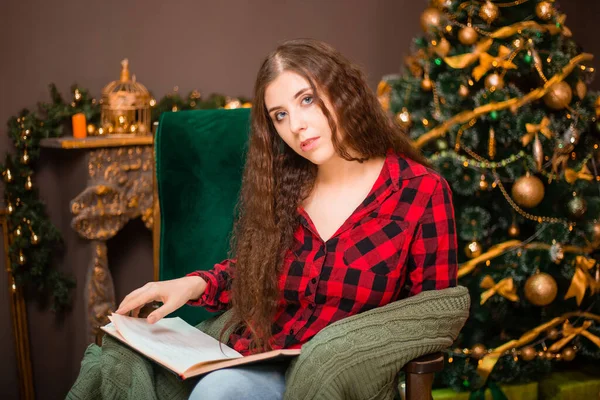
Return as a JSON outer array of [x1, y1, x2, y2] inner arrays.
[[67, 286, 469, 400]]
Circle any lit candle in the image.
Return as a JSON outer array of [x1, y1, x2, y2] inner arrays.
[[72, 113, 87, 139]]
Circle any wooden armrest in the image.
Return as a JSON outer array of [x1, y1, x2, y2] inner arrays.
[[402, 352, 444, 374]]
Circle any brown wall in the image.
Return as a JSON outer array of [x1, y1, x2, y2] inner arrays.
[[0, 1, 599, 399]]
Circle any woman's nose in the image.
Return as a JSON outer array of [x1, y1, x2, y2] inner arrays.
[[289, 112, 307, 134]]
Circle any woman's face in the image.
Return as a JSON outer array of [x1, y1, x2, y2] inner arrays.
[[264, 71, 338, 165]]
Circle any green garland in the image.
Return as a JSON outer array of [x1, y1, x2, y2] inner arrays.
[[0, 83, 249, 311]]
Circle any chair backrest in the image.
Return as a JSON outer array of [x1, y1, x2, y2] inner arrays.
[[155, 108, 251, 325]]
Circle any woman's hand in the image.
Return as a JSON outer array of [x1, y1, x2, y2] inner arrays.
[[115, 276, 207, 324]]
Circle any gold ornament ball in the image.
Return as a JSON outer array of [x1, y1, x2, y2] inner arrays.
[[543, 81, 573, 110], [421, 77, 433, 91], [521, 347, 536, 361], [471, 344, 487, 359], [479, 1, 499, 24], [561, 347, 576, 362], [420, 8, 443, 33], [485, 73, 504, 90], [465, 240, 483, 258], [508, 224, 520, 237], [458, 26, 479, 45], [524, 272, 558, 306], [395, 108, 412, 128], [547, 328, 560, 340], [535, 1, 554, 20], [458, 84, 470, 98], [511, 174, 545, 208], [87, 124, 97, 135]]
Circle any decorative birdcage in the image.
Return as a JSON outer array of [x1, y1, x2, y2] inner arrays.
[[100, 59, 151, 135]]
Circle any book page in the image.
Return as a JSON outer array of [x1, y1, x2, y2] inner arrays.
[[108, 314, 242, 374]]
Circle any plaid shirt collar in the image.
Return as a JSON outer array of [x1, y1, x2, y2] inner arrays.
[[297, 149, 428, 240]]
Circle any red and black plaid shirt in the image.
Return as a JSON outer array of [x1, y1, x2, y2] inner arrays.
[[187, 149, 458, 355]]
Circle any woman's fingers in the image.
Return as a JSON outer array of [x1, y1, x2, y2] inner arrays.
[[146, 299, 181, 324], [115, 283, 160, 315], [131, 306, 143, 318]]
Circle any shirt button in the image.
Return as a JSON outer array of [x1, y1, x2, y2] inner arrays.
[[311, 278, 317, 284]]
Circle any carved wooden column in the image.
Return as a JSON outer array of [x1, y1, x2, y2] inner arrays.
[[41, 136, 154, 344]]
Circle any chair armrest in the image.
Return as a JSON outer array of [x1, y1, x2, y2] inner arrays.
[[283, 286, 470, 400], [402, 352, 444, 374]]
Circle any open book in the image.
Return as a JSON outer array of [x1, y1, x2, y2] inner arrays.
[[102, 313, 301, 380]]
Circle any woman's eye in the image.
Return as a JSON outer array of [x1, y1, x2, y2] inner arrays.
[[302, 96, 313, 105], [275, 111, 287, 121]]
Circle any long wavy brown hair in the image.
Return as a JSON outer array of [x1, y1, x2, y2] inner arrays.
[[222, 38, 429, 353]]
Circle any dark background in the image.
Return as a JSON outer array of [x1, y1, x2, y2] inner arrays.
[[0, 1, 599, 399]]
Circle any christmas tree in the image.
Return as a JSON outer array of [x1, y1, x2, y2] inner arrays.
[[380, 0, 600, 392]]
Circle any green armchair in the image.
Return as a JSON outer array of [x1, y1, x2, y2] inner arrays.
[[152, 108, 470, 400], [69, 108, 469, 400]]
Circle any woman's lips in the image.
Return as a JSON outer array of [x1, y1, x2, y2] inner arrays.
[[300, 137, 320, 151]]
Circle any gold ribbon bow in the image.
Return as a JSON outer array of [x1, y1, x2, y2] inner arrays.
[[480, 276, 520, 305], [522, 117, 554, 146], [565, 164, 594, 184], [564, 256, 600, 306], [472, 46, 517, 82], [548, 320, 600, 352], [444, 39, 494, 69]]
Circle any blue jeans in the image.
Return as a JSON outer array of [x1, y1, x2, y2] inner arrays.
[[188, 361, 289, 400]]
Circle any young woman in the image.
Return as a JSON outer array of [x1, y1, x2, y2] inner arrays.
[[116, 38, 458, 400]]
